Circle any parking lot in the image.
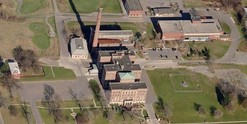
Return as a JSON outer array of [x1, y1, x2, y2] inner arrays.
[[144, 48, 183, 60]]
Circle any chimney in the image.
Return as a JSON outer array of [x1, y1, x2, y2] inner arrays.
[[92, 8, 103, 48]]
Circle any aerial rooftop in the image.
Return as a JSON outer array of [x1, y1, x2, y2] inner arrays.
[[70, 38, 88, 55], [104, 55, 141, 71], [158, 19, 222, 35], [125, 0, 143, 11], [110, 82, 147, 90]]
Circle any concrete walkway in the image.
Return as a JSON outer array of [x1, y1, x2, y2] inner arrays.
[[0, 112, 4, 124], [30, 101, 43, 124]]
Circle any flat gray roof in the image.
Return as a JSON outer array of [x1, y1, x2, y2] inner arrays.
[[125, 0, 143, 11], [158, 19, 222, 35], [99, 50, 135, 57], [110, 82, 147, 90], [104, 55, 141, 71], [158, 21, 183, 33], [153, 7, 174, 14]]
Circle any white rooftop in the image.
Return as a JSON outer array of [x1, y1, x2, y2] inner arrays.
[[8, 62, 20, 75]]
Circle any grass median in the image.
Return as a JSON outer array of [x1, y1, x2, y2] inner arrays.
[[21, 66, 76, 81]]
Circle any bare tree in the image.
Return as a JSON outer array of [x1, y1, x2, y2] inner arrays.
[[20, 102, 31, 124], [12, 46, 39, 72], [0, 93, 7, 108], [68, 88, 83, 111], [1, 75, 19, 98], [42, 85, 63, 122]]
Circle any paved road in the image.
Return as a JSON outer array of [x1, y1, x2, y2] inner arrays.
[[18, 77, 93, 101], [141, 71, 159, 124], [18, 76, 93, 124], [29, 101, 42, 124], [0, 112, 4, 124], [206, 9, 242, 63]]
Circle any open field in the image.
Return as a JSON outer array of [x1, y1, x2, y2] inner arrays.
[[1, 105, 35, 124], [0, 17, 59, 58], [21, 66, 76, 81], [147, 69, 247, 123], [0, 19, 35, 58], [170, 74, 202, 91], [29, 22, 50, 49], [20, 0, 48, 13], [183, 0, 207, 8], [183, 40, 231, 60], [56, 0, 122, 13], [220, 22, 231, 34]]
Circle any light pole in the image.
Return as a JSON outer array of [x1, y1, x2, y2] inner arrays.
[[70, 109, 77, 124]]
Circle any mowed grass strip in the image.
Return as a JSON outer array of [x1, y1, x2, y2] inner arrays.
[[20, 0, 47, 13], [29, 22, 50, 49], [21, 66, 76, 81], [57, 0, 122, 13], [147, 69, 247, 123]]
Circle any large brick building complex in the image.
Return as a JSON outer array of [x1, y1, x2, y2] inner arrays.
[[158, 19, 223, 41], [158, 9, 224, 41], [97, 50, 147, 106]]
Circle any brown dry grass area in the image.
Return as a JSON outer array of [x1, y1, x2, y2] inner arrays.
[[0, 18, 59, 59], [0, 0, 17, 15], [0, 20, 37, 58], [41, 37, 60, 60]]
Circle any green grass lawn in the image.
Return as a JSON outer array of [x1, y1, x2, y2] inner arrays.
[[170, 74, 201, 91], [1, 106, 35, 124], [20, 0, 47, 13], [220, 22, 231, 34], [147, 69, 247, 123], [183, 0, 207, 8], [21, 66, 76, 81], [39, 108, 79, 124], [185, 40, 231, 60], [29, 22, 50, 49], [57, 0, 122, 13], [48, 16, 57, 34]]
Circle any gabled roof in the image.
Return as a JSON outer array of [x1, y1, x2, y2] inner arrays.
[[8, 62, 20, 74], [118, 72, 135, 80]]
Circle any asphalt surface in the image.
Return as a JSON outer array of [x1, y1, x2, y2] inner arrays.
[[206, 9, 242, 63], [141, 71, 159, 124]]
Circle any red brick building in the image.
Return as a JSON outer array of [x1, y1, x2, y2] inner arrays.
[[123, 0, 143, 17]]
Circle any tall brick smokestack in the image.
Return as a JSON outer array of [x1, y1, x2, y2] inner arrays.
[[92, 8, 103, 48]]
